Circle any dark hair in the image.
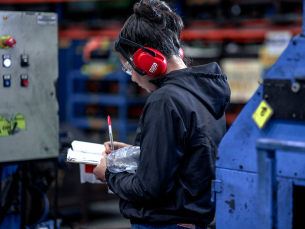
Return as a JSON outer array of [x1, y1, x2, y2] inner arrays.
[[116, 0, 184, 59]]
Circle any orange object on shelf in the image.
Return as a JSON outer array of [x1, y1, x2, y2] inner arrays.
[[180, 26, 302, 43], [58, 25, 302, 43], [59, 27, 121, 40], [226, 113, 239, 125]]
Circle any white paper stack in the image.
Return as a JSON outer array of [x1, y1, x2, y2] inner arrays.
[[67, 140, 105, 165]]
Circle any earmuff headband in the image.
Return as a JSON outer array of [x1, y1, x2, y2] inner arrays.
[[118, 37, 156, 57], [115, 34, 157, 76]]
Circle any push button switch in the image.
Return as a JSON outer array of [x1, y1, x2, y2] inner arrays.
[[21, 74, 28, 87], [21, 54, 29, 67], [5, 37, 16, 48], [3, 74, 11, 87], [0, 35, 16, 49], [3, 54, 11, 68]]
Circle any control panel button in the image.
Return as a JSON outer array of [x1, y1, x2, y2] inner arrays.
[[21, 74, 28, 87], [5, 37, 16, 48], [22, 79, 28, 86], [3, 54, 11, 67], [3, 74, 11, 87], [0, 35, 17, 49], [21, 54, 29, 67]]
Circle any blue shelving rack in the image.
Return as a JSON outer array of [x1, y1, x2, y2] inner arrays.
[[66, 69, 147, 143]]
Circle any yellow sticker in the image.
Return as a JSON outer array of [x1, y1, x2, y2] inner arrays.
[[252, 100, 274, 129], [0, 115, 11, 136], [0, 113, 26, 136], [15, 113, 26, 130], [0, 35, 12, 49]]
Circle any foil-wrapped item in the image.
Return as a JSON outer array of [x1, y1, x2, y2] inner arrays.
[[106, 146, 140, 173]]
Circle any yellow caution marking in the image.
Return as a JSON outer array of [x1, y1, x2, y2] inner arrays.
[[252, 100, 274, 129], [0, 113, 26, 136], [0, 115, 11, 136], [15, 113, 26, 130], [0, 35, 11, 49]]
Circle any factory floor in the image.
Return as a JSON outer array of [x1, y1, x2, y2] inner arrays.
[[59, 198, 215, 229], [61, 198, 131, 229]]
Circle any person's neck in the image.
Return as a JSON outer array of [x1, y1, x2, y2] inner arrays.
[[163, 55, 187, 75]]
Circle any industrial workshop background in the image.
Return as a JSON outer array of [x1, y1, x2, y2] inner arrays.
[[0, 0, 304, 229]]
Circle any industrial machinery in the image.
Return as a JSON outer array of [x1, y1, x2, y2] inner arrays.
[[0, 11, 59, 162], [0, 11, 59, 228], [214, 1, 305, 228]]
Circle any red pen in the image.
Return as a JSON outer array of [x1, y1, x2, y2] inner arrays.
[[107, 115, 114, 152]]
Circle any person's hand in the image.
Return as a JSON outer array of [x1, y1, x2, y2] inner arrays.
[[104, 141, 131, 154], [93, 151, 108, 182]]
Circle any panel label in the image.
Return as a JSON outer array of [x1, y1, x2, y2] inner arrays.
[[252, 100, 274, 129], [0, 114, 26, 136], [37, 15, 56, 25]]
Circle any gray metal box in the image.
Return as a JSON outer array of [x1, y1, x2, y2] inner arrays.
[[0, 11, 59, 163]]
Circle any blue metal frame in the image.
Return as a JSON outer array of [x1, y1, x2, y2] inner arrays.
[[66, 69, 147, 143], [58, 40, 86, 122], [215, 1, 305, 228], [256, 139, 305, 229], [303, 0, 305, 36]]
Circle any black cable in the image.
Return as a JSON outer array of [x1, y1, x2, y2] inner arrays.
[[26, 184, 49, 229]]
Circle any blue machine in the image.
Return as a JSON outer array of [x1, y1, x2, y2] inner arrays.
[[214, 1, 305, 228]]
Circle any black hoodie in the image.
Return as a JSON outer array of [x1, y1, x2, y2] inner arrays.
[[106, 62, 231, 227]]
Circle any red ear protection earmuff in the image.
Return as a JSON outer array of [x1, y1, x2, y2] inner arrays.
[[179, 47, 184, 59], [133, 47, 167, 77], [115, 33, 184, 77]]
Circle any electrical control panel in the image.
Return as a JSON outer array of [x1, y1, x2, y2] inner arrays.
[[0, 11, 59, 163]]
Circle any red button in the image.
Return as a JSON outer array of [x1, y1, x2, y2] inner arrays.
[[22, 79, 28, 86], [5, 37, 16, 48]]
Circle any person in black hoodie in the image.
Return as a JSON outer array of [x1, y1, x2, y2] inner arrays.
[[93, 1, 231, 229]]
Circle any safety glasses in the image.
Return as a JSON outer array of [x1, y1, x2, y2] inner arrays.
[[122, 58, 133, 76], [115, 34, 156, 76]]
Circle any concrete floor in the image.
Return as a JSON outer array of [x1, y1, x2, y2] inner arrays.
[[59, 199, 215, 229], [61, 199, 131, 229]]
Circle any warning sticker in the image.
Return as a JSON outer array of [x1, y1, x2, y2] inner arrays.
[[0, 113, 26, 136], [252, 100, 274, 129]]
